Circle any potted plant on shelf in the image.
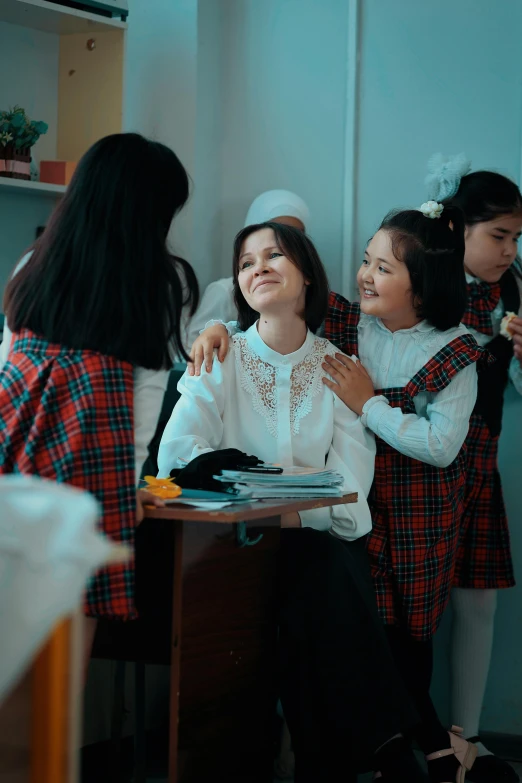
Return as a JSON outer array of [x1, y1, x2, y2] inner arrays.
[[0, 107, 48, 181]]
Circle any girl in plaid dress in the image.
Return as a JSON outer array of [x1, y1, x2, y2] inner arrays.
[[0, 133, 198, 659], [191, 205, 483, 782], [427, 157, 522, 783]]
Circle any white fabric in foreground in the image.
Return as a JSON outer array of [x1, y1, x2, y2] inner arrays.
[[0, 475, 128, 703]]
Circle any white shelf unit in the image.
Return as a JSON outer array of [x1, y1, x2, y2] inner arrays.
[[0, 0, 126, 185], [0, 0, 127, 293], [0, 0, 127, 33], [0, 178, 66, 198]]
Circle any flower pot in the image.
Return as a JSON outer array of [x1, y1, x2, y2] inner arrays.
[[0, 144, 31, 180]]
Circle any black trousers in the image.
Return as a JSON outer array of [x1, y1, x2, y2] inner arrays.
[[277, 529, 419, 780], [385, 626, 448, 755]]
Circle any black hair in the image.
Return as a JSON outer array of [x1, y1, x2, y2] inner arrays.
[[4, 132, 199, 368], [444, 170, 522, 277], [232, 221, 329, 333], [444, 170, 522, 225], [379, 205, 467, 331]]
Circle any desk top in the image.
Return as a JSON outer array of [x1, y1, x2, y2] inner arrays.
[[143, 493, 357, 524]]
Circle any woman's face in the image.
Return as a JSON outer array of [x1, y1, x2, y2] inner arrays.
[[237, 228, 308, 317], [464, 214, 522, 282]]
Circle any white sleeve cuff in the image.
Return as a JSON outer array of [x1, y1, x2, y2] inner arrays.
[[361, 395, 389, 430], [509, 356, 522, 396], [201, 319, 238, 337], [298, 506, 332, 532]]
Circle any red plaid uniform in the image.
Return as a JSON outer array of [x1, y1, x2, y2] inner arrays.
[[0, 329, 137, 619], [455, 271, 520, 589], [454, 414, 514, 588], [325, 292, 483, 640]]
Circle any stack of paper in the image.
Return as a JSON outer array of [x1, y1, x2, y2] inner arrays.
[[213, 466, 345, 499]]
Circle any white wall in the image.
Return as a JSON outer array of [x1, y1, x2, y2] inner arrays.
[[191, 0, 225, 291], [218, 0, 350, 291], [123, 0, 226, 292], [123, 0, 198, 263], [354, 0, 522, 291], [356, 0, 522, 732], [123, 0, 351, 290]]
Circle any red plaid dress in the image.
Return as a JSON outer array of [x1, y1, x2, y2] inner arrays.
[[325, 292, 483, 640], [454, 270, 520, 589], [0, 328, 137, 620]]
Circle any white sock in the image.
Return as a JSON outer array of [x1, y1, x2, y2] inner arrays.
[[450, 588, 497, 757]]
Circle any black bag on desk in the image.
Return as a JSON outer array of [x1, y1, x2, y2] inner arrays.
[[171, 448, 262, 493]]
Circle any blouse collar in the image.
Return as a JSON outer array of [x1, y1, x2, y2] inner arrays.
[[359, 312, 436, 336], [244, 321, 316, 367]]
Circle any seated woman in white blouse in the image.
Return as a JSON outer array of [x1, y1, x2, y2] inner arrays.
[[158, 223, 425, 783], [159, 223, 372, 534]]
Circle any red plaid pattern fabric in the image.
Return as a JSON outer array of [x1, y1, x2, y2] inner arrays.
[[323, 293, 484, 640], [324, 291, 361, 356], [368, 389, 466, 641], [0, 329, 137, 620], [456, 269, 519, 589], [454, 417, 515, 590], [463, 281, 502, 335]]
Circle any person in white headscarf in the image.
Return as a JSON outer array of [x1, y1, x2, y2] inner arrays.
[[187, 190, 310, 346]]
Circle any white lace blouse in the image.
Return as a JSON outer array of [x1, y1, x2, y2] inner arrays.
[[158, 323, 376, 541]]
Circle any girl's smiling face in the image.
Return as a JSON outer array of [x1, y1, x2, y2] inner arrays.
[[357, 229, 421, 332]]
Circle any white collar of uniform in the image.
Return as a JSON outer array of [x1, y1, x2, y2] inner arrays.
[[466, 272, 480, 284], [360, 312, 436, 336], [243, 321, 316, 367]]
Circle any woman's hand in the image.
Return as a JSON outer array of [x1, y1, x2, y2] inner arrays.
[[281, 512, 302, 528], [322, 353, 375, 416], [136, 489, 165, 524], [510, 316, 522, 366], [188, 325, 230, 376]]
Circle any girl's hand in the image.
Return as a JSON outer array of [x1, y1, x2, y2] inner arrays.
[[322, 353, 375, 416], [188, 325, 230, 376], [281, 512, 302, 528], [136, 489, 165, 524], [510, 316, 522, 366]]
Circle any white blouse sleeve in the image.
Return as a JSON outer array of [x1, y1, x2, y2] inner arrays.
[[361, 363, 478, 468], [133, 367, 170, 484], [508, 280, 522, 395], [0, 254, 31, 372], [299, 395, 376, 539], [157, 355, 228, 477], [509, 356, 522, 395], [0, 321, 13, 373], [187, 279, 236, 348]]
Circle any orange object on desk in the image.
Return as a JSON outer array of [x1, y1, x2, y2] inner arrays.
[[40, 161, 77, 186]]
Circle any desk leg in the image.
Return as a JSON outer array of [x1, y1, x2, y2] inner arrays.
[[168, 519, 184, 783], [31, 618, 71, 783], [175, 516, 280, 782]]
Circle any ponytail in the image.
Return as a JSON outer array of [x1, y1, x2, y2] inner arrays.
[[380, 205, 467, 331]]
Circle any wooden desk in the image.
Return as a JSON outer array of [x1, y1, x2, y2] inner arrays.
[[0, 612, 83, 783], [143, 493, 357, 783]]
